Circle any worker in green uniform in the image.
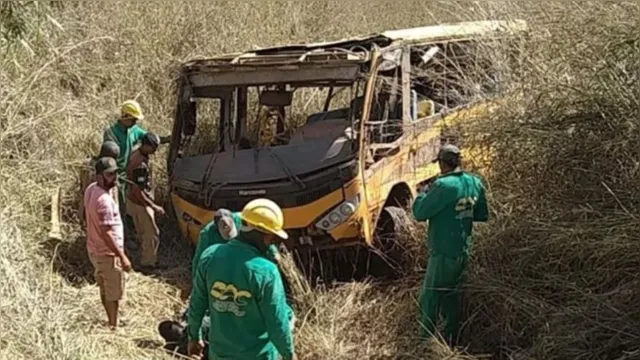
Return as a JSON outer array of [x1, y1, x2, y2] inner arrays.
[[190, 208, 282, 323], [158, 208, 285, 358], [102, 100, 170, 226], [187, 198, 296, 360], [191, 209, 242, 282], [411, 144, 489, 346], [158, 209, 242, 357], [102, 100, 148, 218], [193, 209, 282, 284]]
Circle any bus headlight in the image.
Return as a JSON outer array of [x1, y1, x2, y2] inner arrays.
[[316, 194, 360, 231], [329, 213, 342, 224], [340, 202, 356, 216]]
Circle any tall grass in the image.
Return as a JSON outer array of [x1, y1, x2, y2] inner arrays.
[[2, 1, 640, 359]]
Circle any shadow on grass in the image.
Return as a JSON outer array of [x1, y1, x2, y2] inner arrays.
[[151, 215, 194, 301], [134, 338, 165, 350], [42, 232, 95, 286], [41, 208, 194, 298]]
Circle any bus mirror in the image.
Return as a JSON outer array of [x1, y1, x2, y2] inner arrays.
[[259, 90, 293, 107]]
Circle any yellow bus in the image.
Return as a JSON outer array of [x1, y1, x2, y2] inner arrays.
[[166, 19, 527, 279]]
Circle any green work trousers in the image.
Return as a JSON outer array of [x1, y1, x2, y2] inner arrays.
[[419, 254, 467, 344]]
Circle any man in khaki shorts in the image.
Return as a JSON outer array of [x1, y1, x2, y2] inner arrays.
[[84, 157, 132, 330]]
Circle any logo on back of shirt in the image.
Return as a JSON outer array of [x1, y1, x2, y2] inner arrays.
[[455, 196, 477, 219], [210, 282, 252, 317]]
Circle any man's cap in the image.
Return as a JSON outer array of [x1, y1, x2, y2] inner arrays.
[[99, 141, 120, 158], [143, 132, 160, 149], [95, 157, 118, 175], [214, 208, 238, 240], [432, 144, 461, 164]]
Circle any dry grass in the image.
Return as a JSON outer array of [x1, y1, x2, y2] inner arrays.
[[3, 0, 640, 359]]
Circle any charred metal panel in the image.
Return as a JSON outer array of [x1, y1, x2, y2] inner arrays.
[[190, 86, 234, 99], [172, 137, 355, 184], [172, 159, 358, 211], [187, 65, 360, 87]]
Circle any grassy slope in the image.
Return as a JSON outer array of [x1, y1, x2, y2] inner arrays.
[[3, 1, 640, 359]]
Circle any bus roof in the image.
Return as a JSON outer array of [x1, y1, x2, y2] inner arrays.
[[251, 19, 528, 54], [181, 19, 527, 88]]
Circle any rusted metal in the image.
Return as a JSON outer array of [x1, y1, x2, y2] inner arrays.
[[187, 65, 362, 87], [182, 20, 526, 72], [401, 46, 411, 125]]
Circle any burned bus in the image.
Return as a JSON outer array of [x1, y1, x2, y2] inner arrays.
[[167, 19, 527, 279]]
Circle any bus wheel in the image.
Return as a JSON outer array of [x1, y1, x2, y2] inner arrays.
[[370, 206, 412, 279]]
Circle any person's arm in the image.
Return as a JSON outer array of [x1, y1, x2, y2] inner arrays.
[[103, 127, 116, 144], [131, 184, 164, 213], [411, 181, 449, 222], [258, 269, 295, 360], [187, 251, 210, 342], [134, 126, 148, 142], [127, 162, 164, 213], [473, 179, 489, 222], [191, 226, 212, 283], [99, 225, 127, 259], [96, 197, 131, 270]]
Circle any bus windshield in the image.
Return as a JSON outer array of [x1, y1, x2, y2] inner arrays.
[[172, 80, 366, 185]]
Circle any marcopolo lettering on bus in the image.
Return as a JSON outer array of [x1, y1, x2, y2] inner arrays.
[[238, 189, 267, 196]]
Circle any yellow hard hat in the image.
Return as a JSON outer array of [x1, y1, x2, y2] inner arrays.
[[240, 198, 288, 240], [120, 100, 144, 120]]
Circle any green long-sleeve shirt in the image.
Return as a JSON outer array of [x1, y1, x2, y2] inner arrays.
[[191, 213, 280, 283], [412, 170, 488, 258], [191, 213, 244, 282], [103, 122, 147, 208], [102, 122, 148, 177], [188, 239, 295, 360]]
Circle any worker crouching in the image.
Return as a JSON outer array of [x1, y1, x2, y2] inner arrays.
[[187, 198, 296, 360]]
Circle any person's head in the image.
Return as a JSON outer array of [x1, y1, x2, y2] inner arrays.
[[214, 208, 238, 240], [158, 320, 184, 344], [433, 144, 461, 174], [95, 157, 119, 189], [140, 132, 160, 155], [98, 141, 120, 160], [238, 198, 288, 251], [118, 100, 144, 129]]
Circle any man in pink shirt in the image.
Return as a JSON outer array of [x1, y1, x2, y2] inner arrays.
[[84, 157, 132, 330]]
